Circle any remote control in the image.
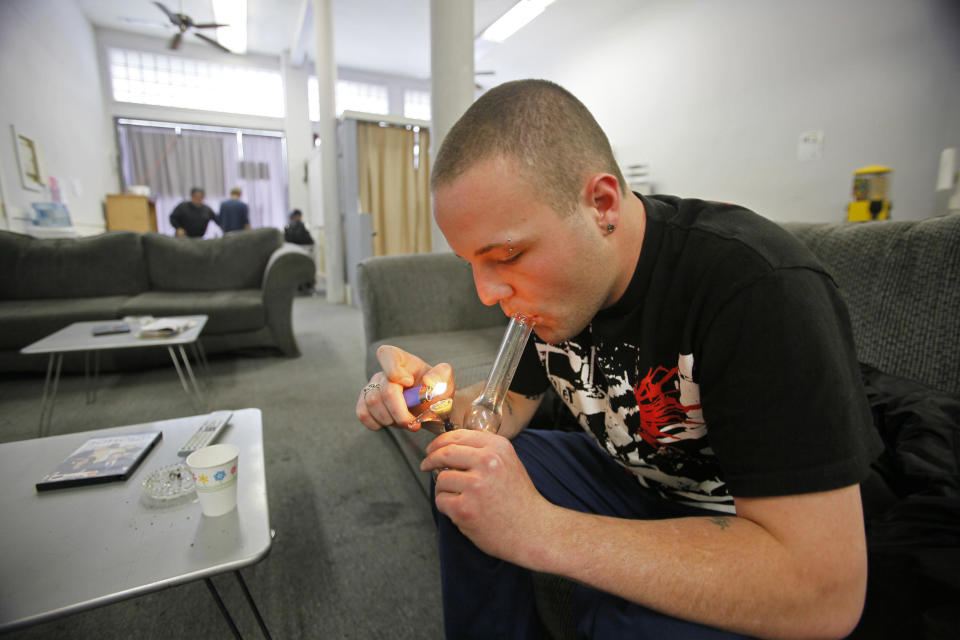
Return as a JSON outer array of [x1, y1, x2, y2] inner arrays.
[[178, 411, 233, 457]]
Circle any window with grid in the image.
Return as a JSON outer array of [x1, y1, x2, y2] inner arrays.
[[108, 48, 284, 118], [307, 77, 389, 121], [403, 89, 431, 121]]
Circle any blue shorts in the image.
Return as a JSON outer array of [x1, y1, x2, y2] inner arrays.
[[432, 429, 753, 640]]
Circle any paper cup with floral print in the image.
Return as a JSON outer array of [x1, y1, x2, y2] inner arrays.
[[186, 444, 240, 517]]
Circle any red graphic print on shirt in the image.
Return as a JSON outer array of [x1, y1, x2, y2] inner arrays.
[[633, 365, 696, 447]]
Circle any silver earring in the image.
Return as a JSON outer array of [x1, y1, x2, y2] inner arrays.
[[606, 224, 615, 232]]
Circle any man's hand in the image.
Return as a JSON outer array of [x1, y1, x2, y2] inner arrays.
[[420, 429, 555, 563], [356, 345, 453, 432]]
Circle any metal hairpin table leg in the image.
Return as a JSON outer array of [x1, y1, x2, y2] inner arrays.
[[235, 570, 273, 640], [205, 577, 243, 639], [84, 351, 91, 404], [192, 340, 211, 375], [37, 353, 64, 438], [84, 350, 101, 404], [168, 346, 190, 395], [202, 573, 272, 640], [167, 345, 205, 412], [178, 344, 204, 403]]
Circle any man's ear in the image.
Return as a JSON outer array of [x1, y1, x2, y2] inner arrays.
[[584, 173, 622, 231]]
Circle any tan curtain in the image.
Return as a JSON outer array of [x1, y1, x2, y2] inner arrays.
[[357, 122, 432, 256]]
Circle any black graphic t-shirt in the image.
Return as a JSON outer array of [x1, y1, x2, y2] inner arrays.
[[511, 195, 882, 513]]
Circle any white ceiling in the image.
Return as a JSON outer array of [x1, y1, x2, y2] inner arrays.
[[78, 0, 519, 78]]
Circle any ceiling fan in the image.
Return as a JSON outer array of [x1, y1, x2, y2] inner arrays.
[[152, 1, 231, 52], [475, 70, 495, 91]]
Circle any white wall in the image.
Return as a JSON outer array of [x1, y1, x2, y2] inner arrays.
[[478, 0, 960, 222], [283, 54, 313, 222], [0, 0, 116, 235]]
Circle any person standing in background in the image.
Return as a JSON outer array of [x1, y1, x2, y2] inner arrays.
[[216, 187, 250, 234], [169, 187, 216, 238]]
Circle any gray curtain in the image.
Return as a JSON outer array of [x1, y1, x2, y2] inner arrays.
[[119, 125, 226, 199], [224, 134, 288, 231], [117, 124, 288, 236]]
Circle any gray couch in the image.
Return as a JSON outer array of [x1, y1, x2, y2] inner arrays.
[[0, 227, 315, 372], [780, 217, 959, 396], [358, 214, 960, 638], [360, 215, 960, 443]]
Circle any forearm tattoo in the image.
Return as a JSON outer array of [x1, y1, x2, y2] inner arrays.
[[504, 393, 543, 416]]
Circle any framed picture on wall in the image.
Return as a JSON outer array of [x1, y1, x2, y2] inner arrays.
[[11, 125, 44, 192]]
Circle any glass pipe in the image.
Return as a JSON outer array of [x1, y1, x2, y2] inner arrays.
[[461, 313, 535, 434]]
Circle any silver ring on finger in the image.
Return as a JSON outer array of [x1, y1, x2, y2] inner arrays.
[[362, 382, 381, 399]]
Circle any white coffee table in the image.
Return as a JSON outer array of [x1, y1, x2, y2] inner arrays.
[[0, 408, 272, 637], [21, 315, 209, 436]]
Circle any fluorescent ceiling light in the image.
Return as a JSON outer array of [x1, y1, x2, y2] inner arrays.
[[212, 0, 247, 54], [480, 0, 556, 43]]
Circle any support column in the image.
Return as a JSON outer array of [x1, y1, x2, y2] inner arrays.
[[281, 50, 312, 223], [314, 0, 345, 303], [430, 0, 475, 253]]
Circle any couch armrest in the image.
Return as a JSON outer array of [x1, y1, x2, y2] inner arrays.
[[261, 244, 315, 356], [356, 252, 507, 350]]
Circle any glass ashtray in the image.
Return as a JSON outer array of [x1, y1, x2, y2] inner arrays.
[[141, 462, 196, 507]]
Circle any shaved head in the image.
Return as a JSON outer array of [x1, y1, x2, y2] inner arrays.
[[431, 79, 626, 215]]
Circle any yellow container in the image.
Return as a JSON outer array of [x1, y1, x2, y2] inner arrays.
[[847, 165, 892, 221], [847, 200, 891, 222]]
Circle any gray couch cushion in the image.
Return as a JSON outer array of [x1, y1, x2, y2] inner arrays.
[[0, 231, 147, 300], [357, 252, 507, 346], [121, 290, 266, 334], [142, 228, 281, 292], [783, 216, 960, 395], [0, 297, 130, 349]]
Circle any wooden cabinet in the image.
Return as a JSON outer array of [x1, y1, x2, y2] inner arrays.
[[105, 194, 157, 232]]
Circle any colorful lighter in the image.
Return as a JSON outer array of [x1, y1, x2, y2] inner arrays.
[[402, 381, 447, 408]]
